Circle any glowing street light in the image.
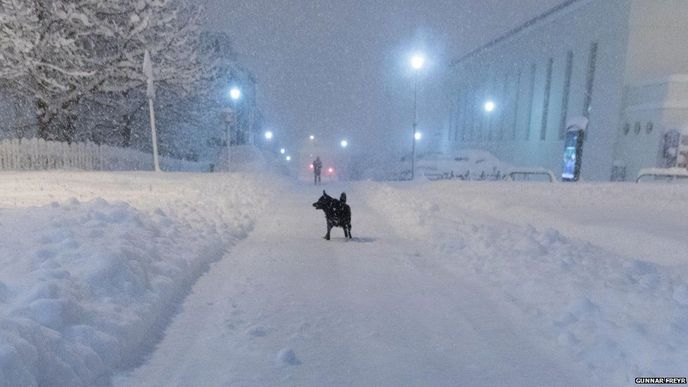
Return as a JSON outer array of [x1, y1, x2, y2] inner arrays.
[[285, 155, 291, 161], [264, 131, 274, 140], [484, 100, 496, 113], [340, 139, 348, 148], [309, 135, 315, 140], [414, 131, 422, 141], [229, 87, 242, 101], [280, 148, 286, 154], [411, 54, 425, 70]]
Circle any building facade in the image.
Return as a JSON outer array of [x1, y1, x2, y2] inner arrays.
[[446, 0, 688, 180]]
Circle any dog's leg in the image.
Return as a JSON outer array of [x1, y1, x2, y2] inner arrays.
[[325, 223, 332, 240], [348, 224, 352, 239]]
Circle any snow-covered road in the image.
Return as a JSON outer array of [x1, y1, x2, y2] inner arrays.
[[1, 173, 685, 386], [115, 183, 591, 387]]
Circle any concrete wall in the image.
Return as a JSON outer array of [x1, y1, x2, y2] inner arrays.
[[625, 0, 688, 84], [617, 77, 688, 179], [447, 0, 633, 180], [610, 0, 688, 179]]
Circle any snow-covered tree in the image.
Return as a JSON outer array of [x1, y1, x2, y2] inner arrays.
[[85, 0, 209, 149], [0, 0, 97, 140], [0, 0, 37, 81], [0, 0, 205, 143]]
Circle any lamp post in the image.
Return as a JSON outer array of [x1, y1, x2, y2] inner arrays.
[[143, 50, 161, 172], [225, 86, 242, 171], [410, 53, 425, 180]]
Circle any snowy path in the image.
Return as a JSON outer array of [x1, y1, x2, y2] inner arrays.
[[114, 183, 590, 387]]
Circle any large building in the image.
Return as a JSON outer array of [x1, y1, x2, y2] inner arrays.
[[445, 0, 688, 181]]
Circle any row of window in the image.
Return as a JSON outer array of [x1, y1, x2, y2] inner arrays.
[[622, 122, 654, 136], [450, 42, 598, 144]]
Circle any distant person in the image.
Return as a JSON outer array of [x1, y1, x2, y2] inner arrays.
[[313, 156, 323, 185]]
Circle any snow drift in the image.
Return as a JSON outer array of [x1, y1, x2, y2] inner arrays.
[[0, 172, 277, 387], [362, 181, 688, 385]]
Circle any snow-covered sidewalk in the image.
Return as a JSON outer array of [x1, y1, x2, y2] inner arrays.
[[114, 183, 592, 387]]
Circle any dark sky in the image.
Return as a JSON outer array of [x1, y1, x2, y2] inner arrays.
[[204, 0, 562, 155]]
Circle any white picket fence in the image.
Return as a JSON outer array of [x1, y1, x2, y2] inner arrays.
[[0, 138, 209, 172]]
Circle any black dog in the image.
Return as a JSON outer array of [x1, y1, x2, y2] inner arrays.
[[313, 190, 352, 240]]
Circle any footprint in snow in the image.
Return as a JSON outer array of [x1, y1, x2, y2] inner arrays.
[[35, 249, 56, 260], [276, 348, 300, 366], [245, 325, 268, 337]]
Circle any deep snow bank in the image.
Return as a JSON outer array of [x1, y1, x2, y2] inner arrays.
[[0, 172, 277, 387], [361, 181, 688, 385]]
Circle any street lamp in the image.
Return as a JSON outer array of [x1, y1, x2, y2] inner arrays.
[[340, 139, 348, 148], [309, 135, 315, 141], [484, 100, 495, 113], [411, 54, 425, 70], [286, 155, 292, 161], [410, 53, 425, 180], [415, 131, 422, 141], [280, 148, 286, 154], [143, 50, 160, 172], [264, 130, 273, 140], [229, 87, 242, 101], [224, 86, 243, 172]]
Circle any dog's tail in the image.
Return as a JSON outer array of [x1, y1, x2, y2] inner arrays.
[[340, 192, 347, 203]]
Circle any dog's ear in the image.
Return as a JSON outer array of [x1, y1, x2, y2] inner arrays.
[[323, 190, 327, 196]]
